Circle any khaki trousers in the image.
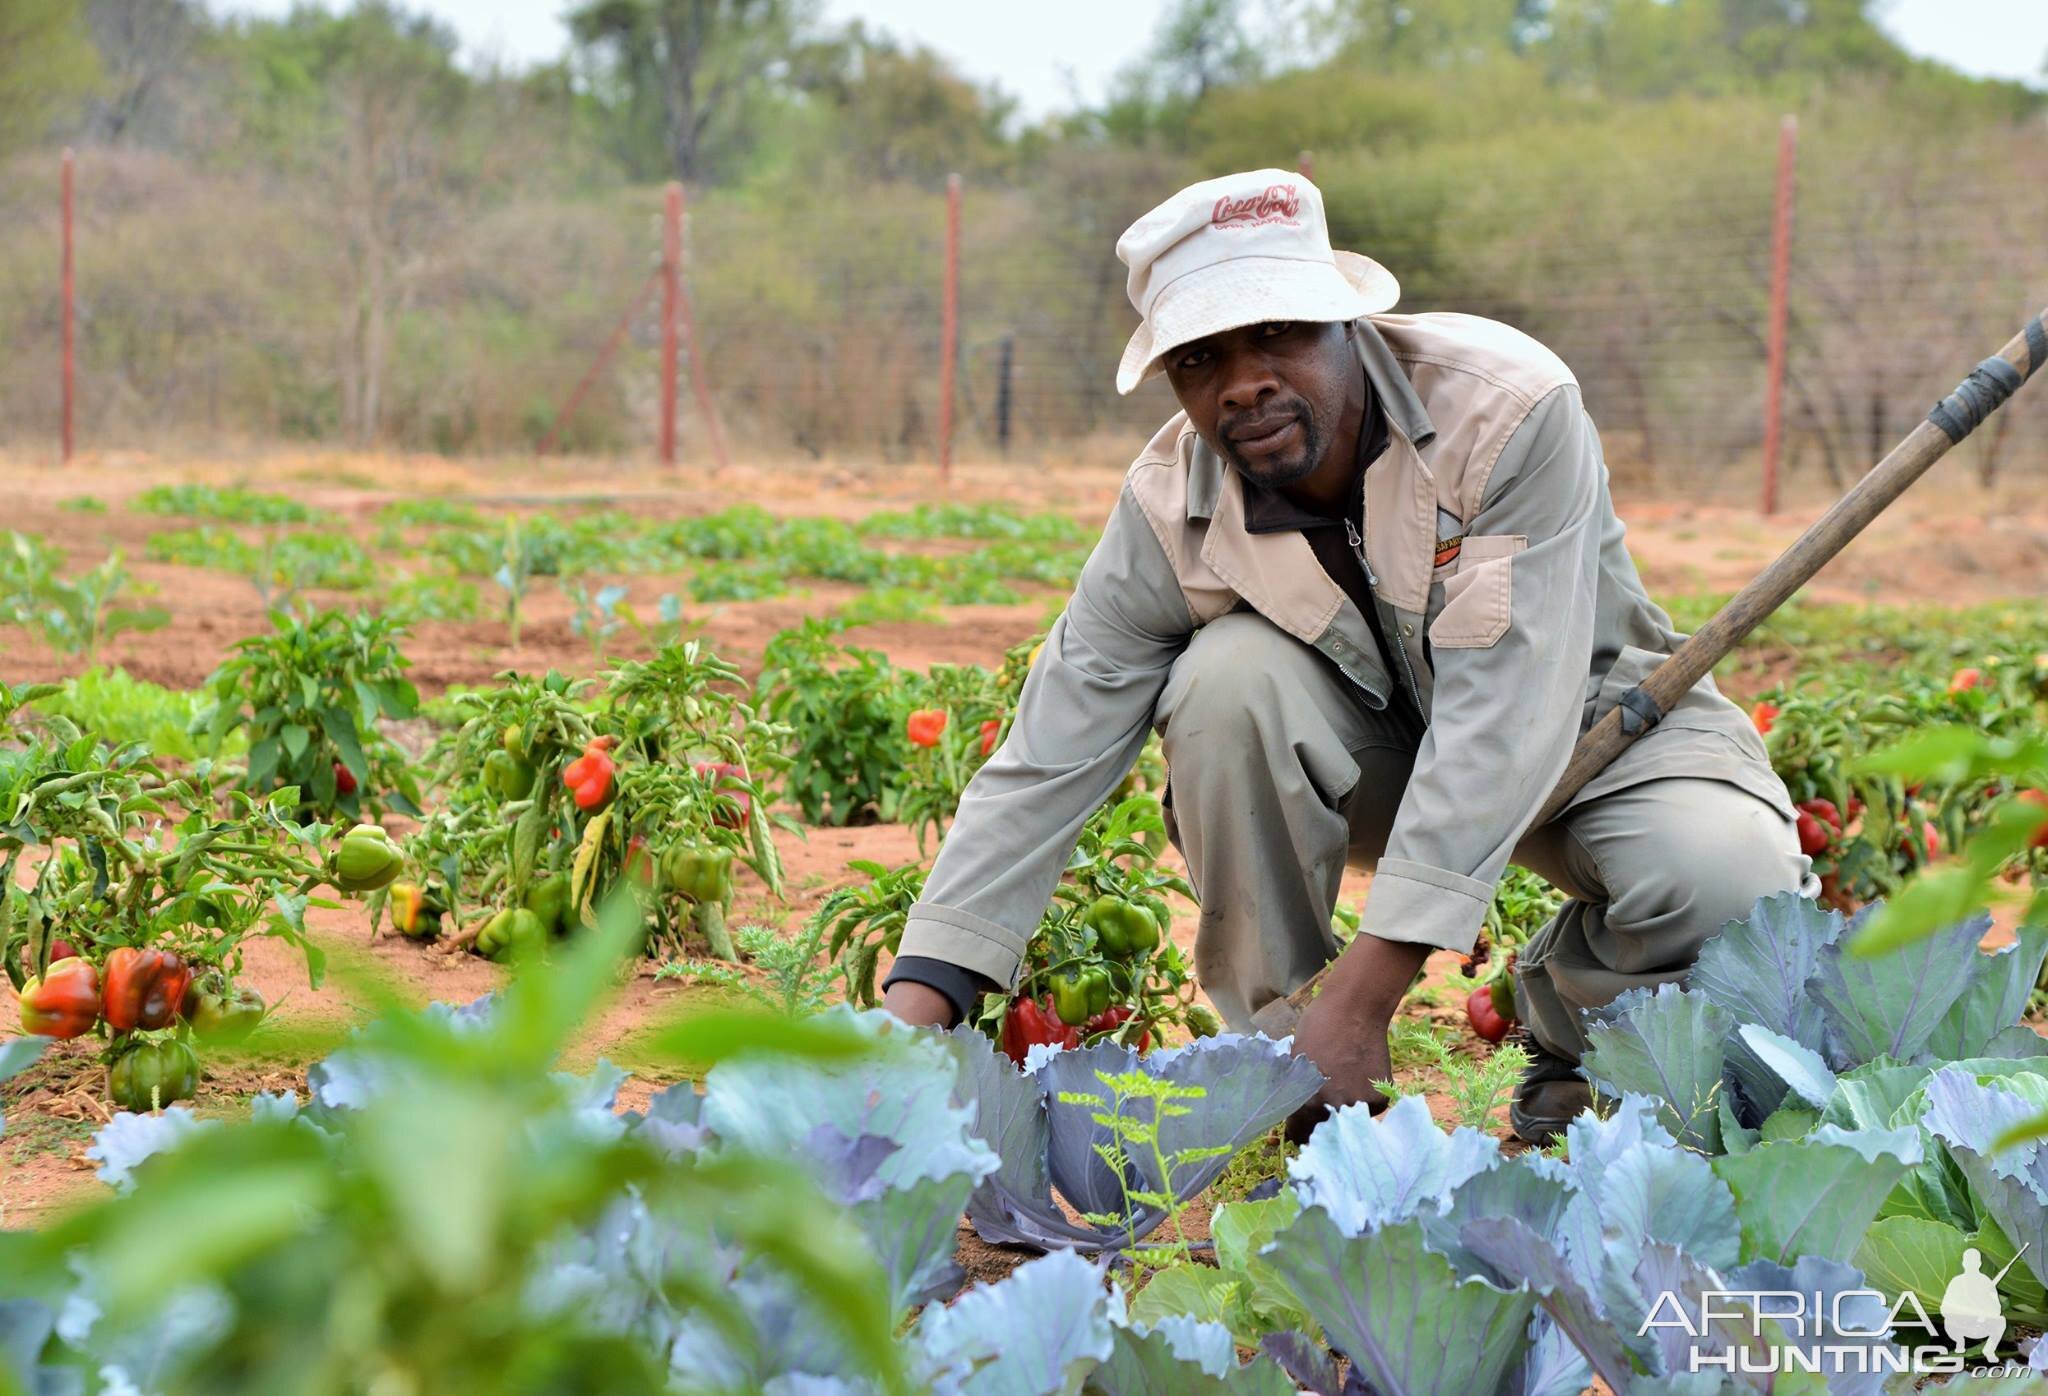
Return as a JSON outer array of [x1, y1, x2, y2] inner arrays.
[[1155, 613, 1811, 1060]]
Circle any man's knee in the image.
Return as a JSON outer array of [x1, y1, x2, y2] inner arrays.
[[1594, 783, 1808, 974], [1156, 613, 1317, 752]]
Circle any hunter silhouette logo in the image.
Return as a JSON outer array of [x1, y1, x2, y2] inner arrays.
[[1940, 1245, 2021, 1359]]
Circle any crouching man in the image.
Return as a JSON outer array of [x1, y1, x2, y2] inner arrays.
[[881, 170, 1811, 1144]]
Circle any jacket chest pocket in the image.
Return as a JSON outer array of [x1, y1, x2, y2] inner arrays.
[[1426, 534, 1526, 649]]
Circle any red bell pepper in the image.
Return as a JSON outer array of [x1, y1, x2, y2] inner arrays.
[[1000, 995, 1079, 1063], [562, 737, 616, 811], [1948, 667, 1983, 694], [333, 760, 358, 796], [1081, 1003, 1152, 1051], [1903, 820, 1941, 864], [1466, 986, 1510, 1043], [1795, 811, 1829, 857], [2022, 789, 2048, 850], [17, 957, 100, 1039], [1749, 701, 1779, 736], [691, 761, 751, 829], [907, 709, 948, 749], [102, 947, 193, 1033], [979, 718, 1002, 757], [624, 835, 656, 887]]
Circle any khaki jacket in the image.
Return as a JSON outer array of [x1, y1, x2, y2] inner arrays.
[[896, 313, 1791, 988]]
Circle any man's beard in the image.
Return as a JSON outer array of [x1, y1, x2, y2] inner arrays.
[[1219, 402, 1327, 487]]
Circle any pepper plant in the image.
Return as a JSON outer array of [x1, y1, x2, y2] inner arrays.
[[758, 620, 913, 827], [194, 607, 422, 820], [384, 645, 795, 963], [896, 662, 1009, 854], [824, 791, 1204, 1055], [1, 713, 337, 1107]]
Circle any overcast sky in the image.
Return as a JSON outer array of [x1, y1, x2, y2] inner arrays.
[[208, 0, 2048, 120]]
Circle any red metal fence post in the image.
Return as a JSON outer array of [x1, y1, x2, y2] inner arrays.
[[938, 172, 961, 482], [1760, 114, 1797, 516], [660, 182, 681, 467], [673, 184, 730, 471], [61, 148, 75, 465]]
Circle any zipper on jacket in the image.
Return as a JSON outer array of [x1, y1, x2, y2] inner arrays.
[[1348, 507, 1426, 717]]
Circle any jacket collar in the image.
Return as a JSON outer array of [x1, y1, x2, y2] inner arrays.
[[1185, 317, 1437, 523]]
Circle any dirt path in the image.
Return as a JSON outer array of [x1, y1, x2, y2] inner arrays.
[[4, 449, 2045, 694]]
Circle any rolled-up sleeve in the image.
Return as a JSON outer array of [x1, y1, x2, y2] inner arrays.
[[1360, 384, 1603, 954], [894, 484, 1193, 987]]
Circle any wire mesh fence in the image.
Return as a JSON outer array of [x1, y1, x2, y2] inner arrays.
[[3, 125, 2045, 493]]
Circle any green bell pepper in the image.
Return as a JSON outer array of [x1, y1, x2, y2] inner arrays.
[[1082, 966, 1113, 1017], [666, 844, 736, 961], [1050, 970, 1093, 1027], [108, 1039, 200, 1112], [1083, 896, 1161, 958], [333, 824, 404, 893], [523, 873, 572, 936], [477, 907, 546, 962], [483, 749, 537, 801], [665, 845, 734, 906]]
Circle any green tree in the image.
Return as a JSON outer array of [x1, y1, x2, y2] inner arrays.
[[786, 24, 1013, 187], [0, 0, 99, 155], [567, 0, 817, 184]]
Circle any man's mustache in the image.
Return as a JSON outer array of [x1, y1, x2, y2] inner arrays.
[[1220, 401, 1310, 444]]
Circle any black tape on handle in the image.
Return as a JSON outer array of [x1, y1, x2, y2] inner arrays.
[[1928, 356, 2024, 444], [2027, 317, 2048, 375], [1617, 686, 1664, 736]]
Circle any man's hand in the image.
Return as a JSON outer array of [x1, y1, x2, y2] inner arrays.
[[881, 979, 957, 1029], [1283, 934, 1432, 1144]]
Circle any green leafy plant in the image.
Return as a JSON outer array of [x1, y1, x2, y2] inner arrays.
[[0, 533, 168, 661], [759, 620, 912, 826], [654, 918, 838, 1016], [195, 608, 423, 819], [380, 570, 482, 622], [821, 859, 929, 1007], [401, 645, 794, 964], [1371, 1022, 1531, 1133], [133, 483, 316, 525], [376, 497, 483, 529], [25, 667, 237, 762], [0, 716, 335, 1108], [565, 580, 629, 660], [1058, 1066, 1232, 1262], [895, 663, 1008, 854], [1129, 1189, 1317, 1347], [0, 907, 914, 1396]]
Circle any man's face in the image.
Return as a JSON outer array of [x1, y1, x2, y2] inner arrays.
[[1163, 320, 1355, 487]]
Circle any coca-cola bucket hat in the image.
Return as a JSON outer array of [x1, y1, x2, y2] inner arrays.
[[1115, 169, 1400, 395]]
